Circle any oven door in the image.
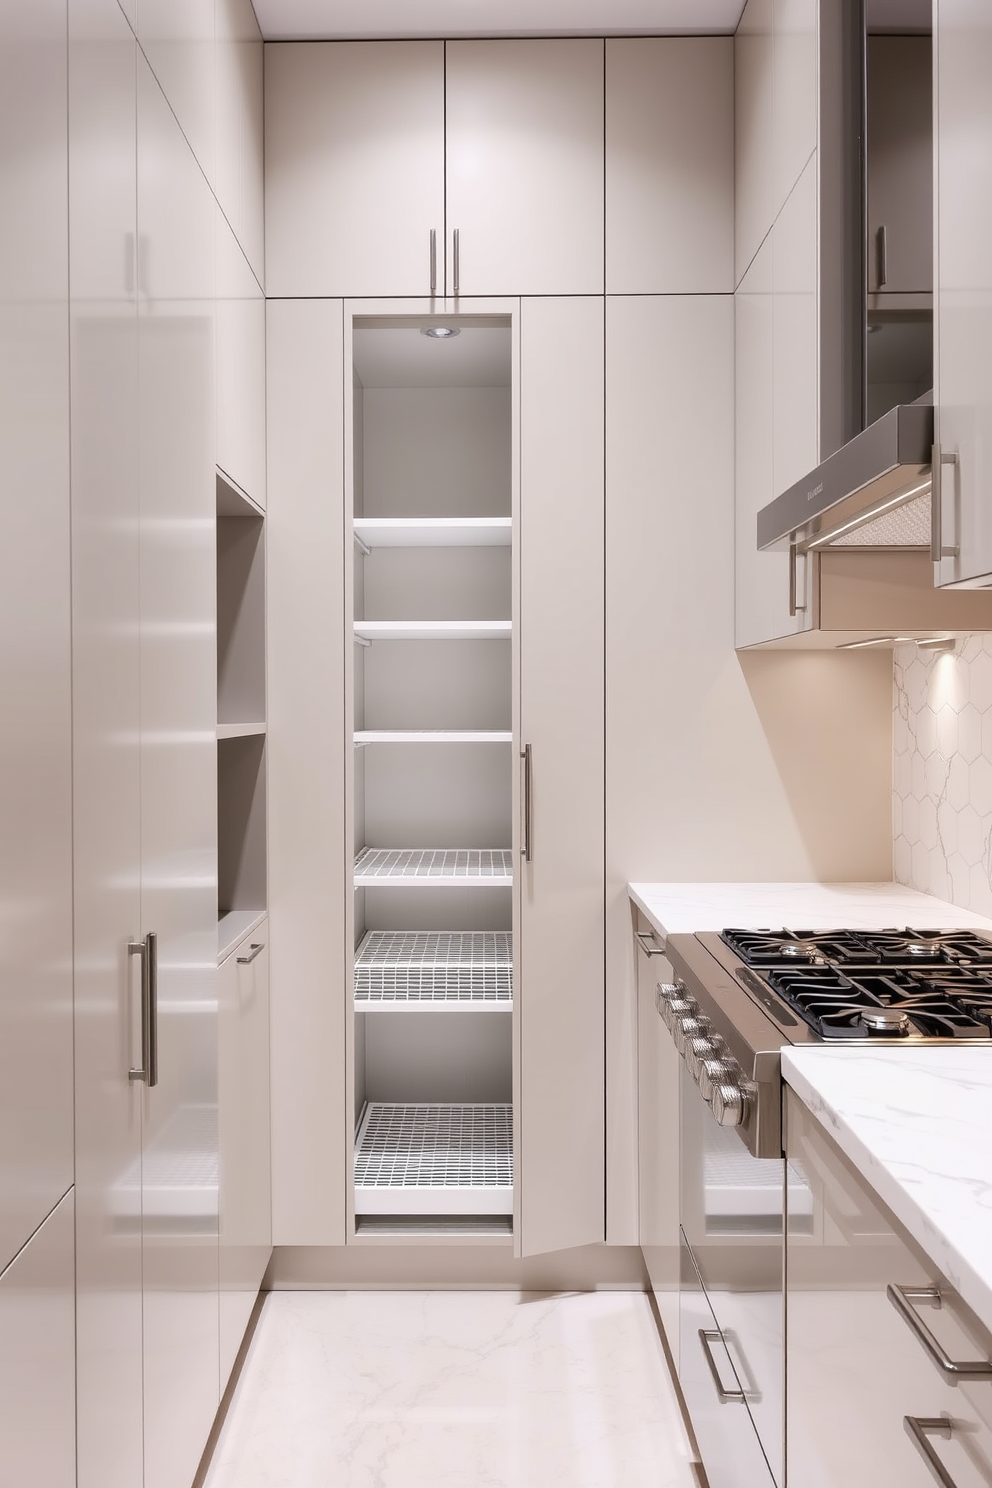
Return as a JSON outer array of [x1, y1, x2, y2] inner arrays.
[[679, 1061, 787, 1487]]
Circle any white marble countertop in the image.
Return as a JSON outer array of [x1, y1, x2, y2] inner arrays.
[[782, 1047, 992, 1336], [628, 880, 992, 941], [626, 881, 992, 1336]]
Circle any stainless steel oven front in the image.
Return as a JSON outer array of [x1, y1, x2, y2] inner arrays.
[[664, 933, 799, 1488]]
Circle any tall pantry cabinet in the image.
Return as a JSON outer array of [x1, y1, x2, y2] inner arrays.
[[266, 36, 735, 1255], [0, 1, 76, 1482]]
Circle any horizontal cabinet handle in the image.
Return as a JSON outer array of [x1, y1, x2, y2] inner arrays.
[[888, 1285, 992, 1380], [905, 1416, 957, 1488], [635, 930, 666, 958], [237, 942, 265, 965]]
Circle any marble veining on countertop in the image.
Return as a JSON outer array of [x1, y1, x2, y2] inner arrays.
[[782, 1047, 992, 1338], [628, 881, 992, 941]]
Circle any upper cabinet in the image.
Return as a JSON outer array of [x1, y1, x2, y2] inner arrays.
[[445, 40, 603, 296], [867, 36, 932, 297], [267, 38, 733, 299], [265, 42, 446, 299], [605, 38, 733, 294], [933, 1, 992, 588]]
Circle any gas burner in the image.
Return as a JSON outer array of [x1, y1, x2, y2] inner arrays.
[[850, 928, 992, 966], [720, 929, 877, 968], [763, 963, 992, 1041], [860, 1007, 910, 1033]]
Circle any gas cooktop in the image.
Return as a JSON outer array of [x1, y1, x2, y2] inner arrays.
[[717, 926, 992, 1042]]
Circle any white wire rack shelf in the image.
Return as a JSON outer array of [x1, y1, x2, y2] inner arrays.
[[354, 1103, 513, 1215], [354, 930, 512, 1011], [354, 847, 514, 887], [354, 620, 511, 643]]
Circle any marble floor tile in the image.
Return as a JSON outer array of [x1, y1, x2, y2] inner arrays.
[[202, 1290, 698, 1488]]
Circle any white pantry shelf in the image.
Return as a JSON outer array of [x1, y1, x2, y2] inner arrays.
[[354, 517, 511, 549], [354, 620, 511, 642], [217, 721, 266, 740], [354, 1102, 513, 1215], [354, 730, 512, 745], [354, 930, 513, 1010], [354, 847, 514, 887]]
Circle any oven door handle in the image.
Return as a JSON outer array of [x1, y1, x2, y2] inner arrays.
[[698, 1329, 747, 1404]]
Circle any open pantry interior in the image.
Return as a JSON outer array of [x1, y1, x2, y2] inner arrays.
[[217, 471, 268, 961], [348, 316, 516, 1236]]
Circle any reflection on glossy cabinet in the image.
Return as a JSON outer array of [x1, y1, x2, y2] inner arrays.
[[0, 1191, 76, 1488], [265, 42, 445, 298], [215, 0, 264, 283], [786, 1088, 992, 1488], [606, 38, 733, 294], [934, 1, 992, 587], [0, 0, 74, 1275], [867, 37, 932, 296], [446, 41, 604, 296], [220, 925, 271, 1384], [216, 210, 265, 508]]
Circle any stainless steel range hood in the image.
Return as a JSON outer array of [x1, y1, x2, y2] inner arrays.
[[756, 399, 934, 554]]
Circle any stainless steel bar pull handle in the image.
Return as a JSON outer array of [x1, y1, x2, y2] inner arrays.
[[931, 445, 960, 562], [905, 1416, 957, 1488], [430, 228, 437, 295], [876, 224, 888, 288], [237, 942, 265, 965], [888, 1285, 992, 1379], [452, 228, 460, 295], [521, 743, 533, 863], [635, 930, 666, 958], [788, 542, 807, 616], [698, 1330, 747, 1404], [128, 931, 158, 1087]]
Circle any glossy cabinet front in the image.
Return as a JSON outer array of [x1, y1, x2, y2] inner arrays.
[[0, 0, 74, 1279], [634, 919, 680, 1360], [934, 1, 992, 587], [786, 1087, 992, 1487]]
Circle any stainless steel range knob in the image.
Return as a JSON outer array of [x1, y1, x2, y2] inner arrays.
[[654, 982, 686, 1016], [661, 996, 696, 1031], [674, 1014, 709, 1055], [711, 1081, 748, 1129], [698, 1057, 734, 1103], [685, 1035, 719, 1078]]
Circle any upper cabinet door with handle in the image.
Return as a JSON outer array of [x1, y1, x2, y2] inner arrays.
[[265, 42, 445, 298], [934, 2, 992, 587], [445, 40, 604, 297]]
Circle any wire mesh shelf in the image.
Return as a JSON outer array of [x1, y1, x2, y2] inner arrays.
[[354, 1102, 513, 1215], [354, 930, 512, 1008], [354, 847, 514, 886]]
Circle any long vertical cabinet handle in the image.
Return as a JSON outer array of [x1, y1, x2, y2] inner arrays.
[[521, 744, 533, 863], [430, 228, 437, 295], [876, 224, 888, 288], [931, 444, 959, 562], [146, 931, 158, 1088], [452, 228, 460, 296], [127, 931, 158, 1086], [788, 543, 807, 616]]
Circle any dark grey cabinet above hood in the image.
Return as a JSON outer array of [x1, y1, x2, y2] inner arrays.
[[756, 400, 933, 554]]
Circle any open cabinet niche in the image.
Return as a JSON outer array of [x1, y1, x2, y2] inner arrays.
[[217, 471, 267, 960], [348, 316, 516, 1238]]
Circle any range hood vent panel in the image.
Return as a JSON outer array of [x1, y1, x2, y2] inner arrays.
[[756, 402, 933, 552]]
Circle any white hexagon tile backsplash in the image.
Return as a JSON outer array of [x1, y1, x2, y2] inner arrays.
[[894, 636, 992, 916]]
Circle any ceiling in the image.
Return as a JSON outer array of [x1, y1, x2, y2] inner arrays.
[[251, 1, 749, 41]]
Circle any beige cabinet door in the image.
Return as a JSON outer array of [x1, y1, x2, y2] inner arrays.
[[219, 925, 271, 1386], [69, 4, 145, 1486], [516, 297, 605, 1257], [606, 38, 733, 294], [266, 298, 349, 1246], [137, 55, 220, 1488], [0, 1192, 76, 1488], [635, 919, 680, 1360], [934, 2, 992, 587], [446, 41, 604, 297], [0, 0, 74, 1275], [867, 36, 932, 295], [265, 42, 445, 298]]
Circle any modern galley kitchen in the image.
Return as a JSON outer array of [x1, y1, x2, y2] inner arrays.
[[2, 0, 992, 1486]]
